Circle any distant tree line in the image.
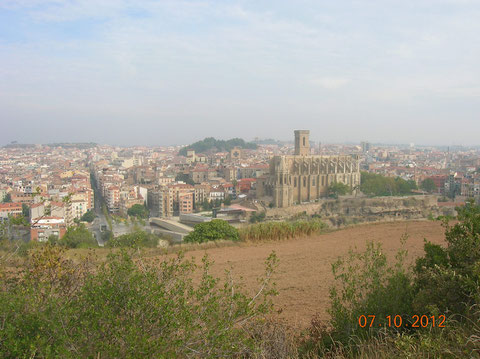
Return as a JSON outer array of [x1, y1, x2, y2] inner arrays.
[[178, 137, 257, 156]]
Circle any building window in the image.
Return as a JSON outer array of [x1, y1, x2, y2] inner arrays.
[[303, 177, 306, 187], [303, 137, 306, 146], [312, 178, 315, 186], [294, 177, 297, 187]]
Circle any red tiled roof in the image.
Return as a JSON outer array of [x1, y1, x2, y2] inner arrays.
[[0, 203, 22, 210]]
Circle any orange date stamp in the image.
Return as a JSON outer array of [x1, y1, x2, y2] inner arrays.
[[358, 314, 446, 328]]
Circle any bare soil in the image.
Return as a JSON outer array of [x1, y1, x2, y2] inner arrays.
[[162, 220, 447, 328]]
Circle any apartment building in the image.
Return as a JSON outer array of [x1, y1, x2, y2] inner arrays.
[[179, 192, 194, 214], [105, 186, 120, 213], [147, 186, 173, 218], [0, 203, 22, 219]]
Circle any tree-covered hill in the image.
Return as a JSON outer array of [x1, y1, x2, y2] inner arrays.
[[178, 137, 257, 156]]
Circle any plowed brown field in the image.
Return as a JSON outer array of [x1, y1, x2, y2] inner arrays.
[[166, 220, 447, 328]]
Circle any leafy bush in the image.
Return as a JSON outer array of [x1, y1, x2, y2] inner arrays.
[[0, 245, 278, 358], [303, 201, 480, 357], [327, 239, 413, 344], [414, 200, 480, 315], [105, 230, 159, 248], [184, 219, 239, 243]]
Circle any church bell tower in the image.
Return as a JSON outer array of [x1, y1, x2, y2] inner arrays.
[[294, 130, 310, 156]]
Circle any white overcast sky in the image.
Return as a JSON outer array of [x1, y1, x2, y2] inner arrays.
[[1, 0, 479, 146]]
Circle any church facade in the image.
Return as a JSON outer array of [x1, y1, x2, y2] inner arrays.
[[257, 130, 361, 208]]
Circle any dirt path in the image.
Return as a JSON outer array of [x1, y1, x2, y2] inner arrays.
[[161, 220, 447, 328]]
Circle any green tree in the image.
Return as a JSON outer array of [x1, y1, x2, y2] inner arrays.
[[2, 193, 11, 203], [175, 173, 195, 185], [184, 219, 239, 243], [101, 229, 114, 243], [360, 172, 416, 197], [127, 204, 149, 219], [223, 195, 232, 206], [80, 210, 95, 223], [420, 178, 436, 193], [9, 214, 29, 226], [327, 182, 351, 198], [201, 199, 211, 211], [59, 223, 97, 248], [105, 230, 159, 248], [22, 203, 30, 218]]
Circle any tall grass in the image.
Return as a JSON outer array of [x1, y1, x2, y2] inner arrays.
[[239, 219, 327, 242]]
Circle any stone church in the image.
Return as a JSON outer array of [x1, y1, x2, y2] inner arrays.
[[257, 130, 360, 207]]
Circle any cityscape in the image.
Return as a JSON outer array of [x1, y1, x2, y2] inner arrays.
[[2, 130, 479, 245]]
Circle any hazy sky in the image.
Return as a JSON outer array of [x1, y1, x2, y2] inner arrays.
[[1, 0, 480, 146]]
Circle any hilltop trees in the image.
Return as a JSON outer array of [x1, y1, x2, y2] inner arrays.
[[178, 137, 257, 156]]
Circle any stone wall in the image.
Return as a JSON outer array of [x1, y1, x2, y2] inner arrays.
[[261, 195, 453, 227]]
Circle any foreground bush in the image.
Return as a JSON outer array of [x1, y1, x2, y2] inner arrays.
[[325, 238, 414, 345], [0, 245, 278, 358], [414, 200, 480, 316], [302, 201, 480, 358], [184, 219, 239, 243], [239, 219, 327, 242]]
